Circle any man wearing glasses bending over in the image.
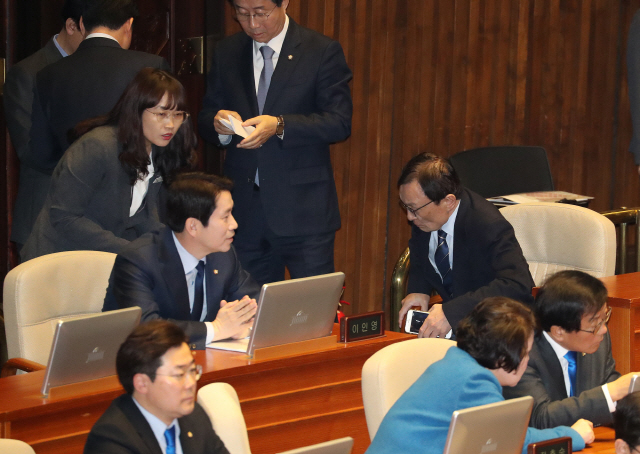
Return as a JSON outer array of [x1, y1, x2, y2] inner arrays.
[[397, 152, 534, 338], [84, 320, 229, 454], [504, 270, 639, 429]]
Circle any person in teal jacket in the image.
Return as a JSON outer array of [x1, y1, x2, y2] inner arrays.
[[366, 297, 595, 454]]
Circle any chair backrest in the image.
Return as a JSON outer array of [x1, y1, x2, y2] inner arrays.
[[3, 251, 117, 365], [501, 202, 616, 286], [449, 146, 554, 198], [361, 338, 456, 440], [197, 382, 251, 454], [0, 439, 36, 454]]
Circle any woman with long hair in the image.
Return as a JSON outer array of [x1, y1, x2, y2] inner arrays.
[[22, 67, 196, 261]]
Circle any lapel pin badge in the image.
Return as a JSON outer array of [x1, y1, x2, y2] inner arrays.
[[188, 431, 193, 438], [213, 269, 219, 274], [288, 55, 293, 60]]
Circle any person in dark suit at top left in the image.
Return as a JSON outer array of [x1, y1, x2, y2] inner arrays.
[[4, 0, 85, 252], [25, 0, 170, 237], [21, 68, 196, 261], [103, 172, 259, 350], [84, 320, 229, 454]]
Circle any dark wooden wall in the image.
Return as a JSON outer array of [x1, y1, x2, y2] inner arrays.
[[222, 0, 640, 318], [4, 0, 640, 322]]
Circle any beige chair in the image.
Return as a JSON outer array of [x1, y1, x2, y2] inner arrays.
[[3, 250, 117, 374], [361, 338, 456, 440], [501, 202, 616, 286], [0, 439, 36, 454], [197, 382, 251, 454]]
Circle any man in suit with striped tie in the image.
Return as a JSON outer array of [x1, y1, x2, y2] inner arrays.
[[504, 270, 640, 429], [397, 152, 534, 338]]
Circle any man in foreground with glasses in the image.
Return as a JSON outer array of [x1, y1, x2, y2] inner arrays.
[[397, 152, 534, 338], [198, 0, 352, 286], [504, 270, 640, 429], [84, 320, 229, 454]]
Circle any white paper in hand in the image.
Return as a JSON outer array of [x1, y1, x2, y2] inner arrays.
[[220, 115, 255, 138]]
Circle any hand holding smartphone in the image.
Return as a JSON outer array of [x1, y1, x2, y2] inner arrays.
[[405, 309, 429, 334]]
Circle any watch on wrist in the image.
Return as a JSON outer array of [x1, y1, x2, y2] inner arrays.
[[276, 115, 285, 139]]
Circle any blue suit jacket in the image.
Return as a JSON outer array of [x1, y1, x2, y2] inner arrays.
[[198, 18, 352, 238], [366, 348, 585, 454], [103, 227, 260, 349], [407, 188, 535, 331]]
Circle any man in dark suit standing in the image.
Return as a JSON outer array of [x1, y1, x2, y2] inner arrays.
[[4, 0, 84, 251], [198, 0, 352, 286], [397, 153, 535, 338], [84, 320, 229, 454], [504, 270, 640, 429], [26, 0, 169, 233], [104, 173, 259, 350]]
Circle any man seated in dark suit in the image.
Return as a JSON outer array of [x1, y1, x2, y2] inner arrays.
[[504, 270, 639, 429], [614, 392, 640, 454], [397, 152, 535, 338], [104, 172, 259, 350], [26, 0, 169, 232], [84, 320, 229, 454], [4, 0, 85, 251]]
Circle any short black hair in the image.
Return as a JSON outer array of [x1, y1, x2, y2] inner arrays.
[[116, 320, 187, 395], [397, 153, 462, 203], [62, 0, 84, 25], [165, 172, 234, 232], [535, 270, 607, 333], [456, 297, 535, 373], [615, 393, 640, 450], [81, 0, 139, 33], [227, 0, 284, 7]]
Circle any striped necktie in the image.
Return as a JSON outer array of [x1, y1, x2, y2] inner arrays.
[[435, 229, 453, 298]]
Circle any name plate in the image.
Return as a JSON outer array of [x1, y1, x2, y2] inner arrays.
[[340, 311, 385, 342], [527, 436, 572, 454]]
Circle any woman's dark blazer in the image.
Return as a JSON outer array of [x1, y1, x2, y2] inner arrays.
[[21, 126, 164, 261]]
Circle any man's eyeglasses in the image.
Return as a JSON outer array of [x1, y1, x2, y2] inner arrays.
[[579, 306, 612, 335], [399, 199, 434, 217], [145, 109, 190, 125], [235, 5, 277, 23], [156, 364, 202, 383]]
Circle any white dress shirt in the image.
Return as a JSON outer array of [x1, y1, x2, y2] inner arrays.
[[133, 396, 183, 454], [130, 161, 155, 216]]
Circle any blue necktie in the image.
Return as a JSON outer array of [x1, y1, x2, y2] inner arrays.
[[257, 45, 275, 115], [565, 351, 577, 397], [435, 230, 453, 298], [191, 261, 205, 321], [164, 426, 176, 454]]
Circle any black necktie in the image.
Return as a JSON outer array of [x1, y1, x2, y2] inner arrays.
[[435, 230, 453, 298], [192, 261, 205, 321]]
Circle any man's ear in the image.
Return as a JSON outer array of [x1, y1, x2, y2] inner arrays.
[[549, 325, 566, 342], [615, 438, 631, 454], [133, 373, 151, 395], [185, 218, 200, 238], [78, 16, 86, 36], [124, 17, 134, 34], [442, 194, 457, 210], [65, 18, 78, 35]]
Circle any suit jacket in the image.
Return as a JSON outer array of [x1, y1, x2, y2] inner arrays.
[[3, 37, 62, 245], [103, 227, 261, 349], [503, 332, 621, 429], [198, 18, 352, 237], [366, 347, 584, 454], [21, 126, 164, 261], [28, 37, 169, 174], [83, 394, 229, 454], [407, 188, 535, 331]]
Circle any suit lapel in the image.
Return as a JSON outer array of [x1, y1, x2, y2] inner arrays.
[[263, 19, 302, 114], [117, 142, 133, 222], [240, 38, 260, 118], [538, 335, 569, 399], [159, 228, 193, 320], [450, 192, 470, 298], [204, 256, 222, 320], [119, 395, 164, 454]]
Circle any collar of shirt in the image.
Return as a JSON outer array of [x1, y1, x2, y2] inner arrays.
[[252, 15, 290, 92], [52, 34, 69, 57], [543, 330, 572, 396], [85, 33, 120, 43], [132, 396, 182, 454], [429, 198, 461, 270], [172, 232, 206, 275]]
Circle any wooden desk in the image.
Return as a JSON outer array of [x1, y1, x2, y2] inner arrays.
[[600, 272, 640, 375], [0, 329, 412, 454], [582, 426, 615, 454]]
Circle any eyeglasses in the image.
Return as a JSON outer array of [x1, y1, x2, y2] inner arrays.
[[399, 199, 434, 217], [234, 5, 277, 23], [156, 364, 202, 383], [145, 109, 190, 125], [579, 306, 612, 335]]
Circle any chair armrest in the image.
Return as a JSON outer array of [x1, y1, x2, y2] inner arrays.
[[1, 358, 46, 377]]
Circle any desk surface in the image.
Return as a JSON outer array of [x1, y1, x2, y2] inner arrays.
[[600, 272, 640, 307], [0, 328, 413, 454]]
